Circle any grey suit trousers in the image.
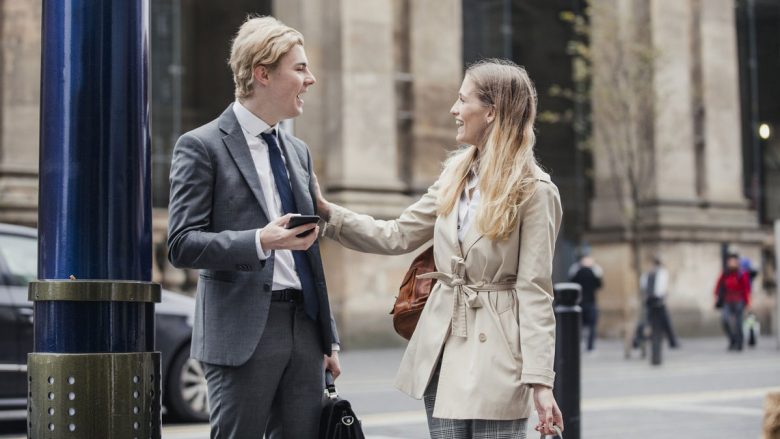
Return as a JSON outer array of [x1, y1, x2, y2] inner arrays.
[[203, 301, 324, 438]]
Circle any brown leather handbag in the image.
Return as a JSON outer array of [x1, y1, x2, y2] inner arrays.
[[391, 246, 436, 340]]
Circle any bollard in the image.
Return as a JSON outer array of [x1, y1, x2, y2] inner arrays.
[[553, 282, 582, 439], [648, 299, 663, 366]]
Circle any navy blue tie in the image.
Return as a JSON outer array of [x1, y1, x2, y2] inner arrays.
[[260, 131, 319, 321]]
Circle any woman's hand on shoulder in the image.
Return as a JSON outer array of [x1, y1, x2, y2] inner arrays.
[[531, 384, 563, 436], [312, 172, 331, 221]]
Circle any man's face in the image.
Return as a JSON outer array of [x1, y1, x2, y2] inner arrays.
[[262, 44, 316, 121]]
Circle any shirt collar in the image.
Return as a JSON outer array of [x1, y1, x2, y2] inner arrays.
[[232, 100, 278, 137], [466, 171, 479, 191]]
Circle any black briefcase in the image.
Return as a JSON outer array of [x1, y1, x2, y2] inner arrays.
[[320, 370, 365, 439]]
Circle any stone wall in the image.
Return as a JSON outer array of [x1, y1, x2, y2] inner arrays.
[[0, 0, 40, 226], [588, 0, 770, 342], [0, 0, 774, 348], [275, 0, 463, 347]]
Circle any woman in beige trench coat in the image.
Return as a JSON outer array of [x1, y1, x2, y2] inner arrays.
[[317, 59, 564, 438]]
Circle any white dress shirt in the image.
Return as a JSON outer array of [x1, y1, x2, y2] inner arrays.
[[640, 266, 669, 299], [457, 173, 480, 242], [232, 101, 302, 292], [233, 102, 340, 352]]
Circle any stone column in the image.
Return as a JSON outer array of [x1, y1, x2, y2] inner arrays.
[[277, 0, 465, 346], [0, 0, 41, 226], [277, 0, 422, 346], [649, 0, 697, 203], [278, 0, 408, 212], [699, 0, 745, 203], [409, 0, 462, 191], [588, 0, 765, 340]]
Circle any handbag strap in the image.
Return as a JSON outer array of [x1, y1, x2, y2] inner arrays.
[[540, 425, 563, 439]]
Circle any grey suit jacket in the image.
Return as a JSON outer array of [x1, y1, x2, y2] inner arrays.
[[167, 104, 339, 366]]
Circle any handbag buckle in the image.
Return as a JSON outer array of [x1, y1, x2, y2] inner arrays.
[[341, 415, 355, 426]]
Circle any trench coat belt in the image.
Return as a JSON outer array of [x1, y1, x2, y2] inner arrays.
[[417, 255, 515, 338]]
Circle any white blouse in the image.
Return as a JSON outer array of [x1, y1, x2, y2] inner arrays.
[[457, 173, 480, 242]]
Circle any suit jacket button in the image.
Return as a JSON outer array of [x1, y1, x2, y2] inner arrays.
[[263, 284, 271, 292], [479, 333, 487, 343]]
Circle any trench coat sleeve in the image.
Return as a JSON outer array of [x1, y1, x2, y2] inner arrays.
[[322, 179, 440, 255], [516, 181, 563, 388]]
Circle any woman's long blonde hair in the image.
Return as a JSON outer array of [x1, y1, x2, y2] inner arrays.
[[438, 59, 540, 241]]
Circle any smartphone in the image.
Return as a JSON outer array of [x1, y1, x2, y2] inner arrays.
[[286, 215, 321, 237]]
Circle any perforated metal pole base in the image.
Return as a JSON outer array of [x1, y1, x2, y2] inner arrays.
[[28, 352, 161, 439]]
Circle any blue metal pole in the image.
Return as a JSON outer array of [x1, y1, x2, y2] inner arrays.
[[37, 0, 153, 353], [30, 0, 160, 436]]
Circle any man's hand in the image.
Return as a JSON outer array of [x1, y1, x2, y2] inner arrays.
[[259, 213, 319, 251], [323, 352, 341, 379], [532, 385, 563, 436], [312, 173, 331, 221]]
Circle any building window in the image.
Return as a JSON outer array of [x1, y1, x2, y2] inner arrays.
[[150, 0, 272, 208], [736, 0, 780, 223]]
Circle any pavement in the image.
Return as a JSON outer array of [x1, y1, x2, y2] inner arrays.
[[1, 336, 778, 438]]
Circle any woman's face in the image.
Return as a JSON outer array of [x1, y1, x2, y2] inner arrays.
[[450, 76, 494, 146]]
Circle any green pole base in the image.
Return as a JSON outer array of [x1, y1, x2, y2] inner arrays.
[[28, 352, 161, 439]]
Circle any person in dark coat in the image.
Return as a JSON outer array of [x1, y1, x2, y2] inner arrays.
[[639, 255, 679, 349], [569, 255, 603, 351]]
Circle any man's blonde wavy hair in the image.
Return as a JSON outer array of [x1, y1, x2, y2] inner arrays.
[[437, 59, 540, 241], [229, 16, 304, 100]]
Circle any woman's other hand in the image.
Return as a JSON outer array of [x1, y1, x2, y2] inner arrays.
[[312, 172, 331, 221], [532, 385, 563, 436]]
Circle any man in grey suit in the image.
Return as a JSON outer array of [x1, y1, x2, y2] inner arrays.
[[167, 16, 341, 438]]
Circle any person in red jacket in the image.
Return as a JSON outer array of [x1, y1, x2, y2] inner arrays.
[[714, 254, 751, 351]]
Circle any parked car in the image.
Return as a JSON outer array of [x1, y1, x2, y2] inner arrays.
[[0, 223, 208, 422]]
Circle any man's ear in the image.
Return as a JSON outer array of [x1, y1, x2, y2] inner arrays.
[[253, 65, 271, 87]]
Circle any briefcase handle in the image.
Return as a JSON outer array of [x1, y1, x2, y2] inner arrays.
[[540, 424, 563, 439], [324, 369, 338, 399]]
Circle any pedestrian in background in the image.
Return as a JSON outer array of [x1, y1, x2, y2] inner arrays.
[[714, 254, 751, 351], [639, 255, 679, 349], [739, 255, 759, 348], [568, 254, 603, 351], [315, 59, 564, 438], [739, 255, 759, 290]]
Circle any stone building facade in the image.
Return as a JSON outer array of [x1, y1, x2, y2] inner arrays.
[[0, 0, 776, 347], [587, 0, 769, 339]]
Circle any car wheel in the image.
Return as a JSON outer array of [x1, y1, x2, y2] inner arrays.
[[165, 345, 210, 422]]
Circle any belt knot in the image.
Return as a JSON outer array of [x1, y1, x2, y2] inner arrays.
[[416, 256, 514, 338]]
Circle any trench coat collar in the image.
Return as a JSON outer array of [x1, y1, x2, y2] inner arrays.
[[461, 219, 484, 257], [453, 167, 553, 258], [440, 200, 483, 259]]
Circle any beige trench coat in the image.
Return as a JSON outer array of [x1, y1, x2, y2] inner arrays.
[[324, 167, 562, 420]]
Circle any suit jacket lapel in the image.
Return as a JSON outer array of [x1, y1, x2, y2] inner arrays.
[[218, 106, 272, 221], [278, 130, 314, 215]]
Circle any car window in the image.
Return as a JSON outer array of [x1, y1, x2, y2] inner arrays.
[[0, 234, 37, 286]]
